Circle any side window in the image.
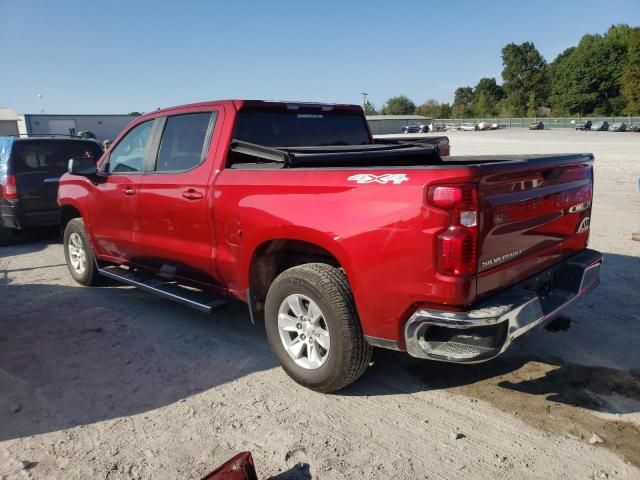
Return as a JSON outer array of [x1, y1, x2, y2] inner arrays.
[[107, 120, 153, 173], [155, 112, 214, 172]]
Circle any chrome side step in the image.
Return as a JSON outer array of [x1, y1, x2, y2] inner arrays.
[[98, 265, 226, 313]]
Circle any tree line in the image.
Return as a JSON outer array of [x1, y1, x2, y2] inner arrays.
[[366, 24, 640, 118]]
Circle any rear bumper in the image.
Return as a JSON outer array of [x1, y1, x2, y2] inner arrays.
[[0, 200, 58, 230], [404, 249, 602, 363], [0, 201, 20, 229]]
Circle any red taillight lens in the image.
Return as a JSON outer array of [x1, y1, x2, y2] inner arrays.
[[437, 226, 477, 275], [428, 184, 478, 276], [1, 174, 17, 200]]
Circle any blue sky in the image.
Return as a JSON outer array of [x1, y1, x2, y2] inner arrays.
[[1, 0, 639, 114]]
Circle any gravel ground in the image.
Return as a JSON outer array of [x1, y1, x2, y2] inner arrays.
[[1, 129, 639, 479]]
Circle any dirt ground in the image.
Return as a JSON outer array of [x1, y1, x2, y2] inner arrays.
[[1, 129, 639, 479]]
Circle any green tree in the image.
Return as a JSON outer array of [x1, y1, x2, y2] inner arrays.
[[363, 100, 378, 115], [549, 25, 633, 115], [380, 95, 416, 115], [526, 92, 537, 117], [501, 42, 548, 115], [416, 99, 441, 117], [437, 102, 453, 118], [472, 77, 504, 116], [452, 87, 474, 117], [621, 28, 640, 115]]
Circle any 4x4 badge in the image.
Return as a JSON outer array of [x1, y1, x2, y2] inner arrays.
[[348, 173, 409, 184]]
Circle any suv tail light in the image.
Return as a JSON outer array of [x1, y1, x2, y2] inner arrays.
[[1, 174, 17, 200], [428, 184, 478, 276]]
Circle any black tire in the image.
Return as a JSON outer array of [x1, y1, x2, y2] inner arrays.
[[0, 225, 14, 246], [264, 263, 372, 393], [63, 218, 101, 286]]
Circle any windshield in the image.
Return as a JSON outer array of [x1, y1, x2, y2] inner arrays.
[[233, 110, 371, 147]]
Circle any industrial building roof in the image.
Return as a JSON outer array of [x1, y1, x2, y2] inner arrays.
[[0, 108, 19, 121]]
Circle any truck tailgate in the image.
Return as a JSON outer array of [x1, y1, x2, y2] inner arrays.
[[475, 153, 594, 299]]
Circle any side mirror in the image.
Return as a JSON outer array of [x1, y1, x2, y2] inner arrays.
[[68, 157, 98, 176]]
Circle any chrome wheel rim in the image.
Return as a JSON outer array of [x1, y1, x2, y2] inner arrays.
[[68, 232, 87, 275], [278, 294, 330, 370]]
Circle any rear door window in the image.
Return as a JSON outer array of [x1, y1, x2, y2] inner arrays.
[[10, 140, 103, 175], [155, 112, 215, 172], [107, 120, 154, 174]]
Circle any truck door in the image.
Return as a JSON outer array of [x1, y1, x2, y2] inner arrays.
[[136, 110, 221, 285], [89, 119, 156, 263]]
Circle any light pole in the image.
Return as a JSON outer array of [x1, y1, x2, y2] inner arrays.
[[37, 94, 44, 113], [360, 92, 369, 113]]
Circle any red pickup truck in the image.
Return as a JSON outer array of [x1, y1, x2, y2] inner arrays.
[[58, 100, 602, 392]]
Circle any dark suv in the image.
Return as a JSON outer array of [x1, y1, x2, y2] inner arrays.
[[0, 136, 103, 245]]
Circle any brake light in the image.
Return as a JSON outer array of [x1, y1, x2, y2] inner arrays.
[[1, 174, 17, 200], [428, 184, 478, 276]]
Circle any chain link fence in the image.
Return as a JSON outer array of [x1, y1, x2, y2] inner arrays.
[[434, 117, 640, 129]]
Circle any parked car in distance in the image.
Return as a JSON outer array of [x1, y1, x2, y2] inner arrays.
[[372, 133, 451, 156], [575, 120, 592, 131], [445, 123, 458, 131], [529, 121, 544, 130], [58, 99, 602, 392], [477, 122, 492, 131], [630, 122, 640, 132], [0, 135, 103, 245], [402, 124, 429, 134], [459, 123, 476, 131], [610, 122, 627, 132], [592, 121, 609, 131]]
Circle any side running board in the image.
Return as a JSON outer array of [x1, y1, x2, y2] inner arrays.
[[98, 265, 226, 313]]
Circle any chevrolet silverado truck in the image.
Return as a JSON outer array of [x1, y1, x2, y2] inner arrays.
[[58, 100, 602, 392]]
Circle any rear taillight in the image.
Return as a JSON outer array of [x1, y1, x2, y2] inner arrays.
[[1, 174, 17, 200], [428, 184, 478, 276]]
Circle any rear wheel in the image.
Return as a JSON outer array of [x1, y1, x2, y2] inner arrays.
[[63, 218, 101, 286], [0, 225, 14, 246], [265, 263, 372, 393]]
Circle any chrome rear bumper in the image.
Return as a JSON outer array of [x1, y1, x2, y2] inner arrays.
[[405, 249, 602, 363]]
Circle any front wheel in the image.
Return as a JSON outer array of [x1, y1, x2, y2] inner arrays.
[[63, 218, 101, 286], [264, 263, 372, 393]]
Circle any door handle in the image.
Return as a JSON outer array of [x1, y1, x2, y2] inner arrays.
[[182, 189, 203, 200], [122, 186, 136, 196]]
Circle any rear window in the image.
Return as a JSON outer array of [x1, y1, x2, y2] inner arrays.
[[233, 111, 370, 147], [10, 140, 103, 174]]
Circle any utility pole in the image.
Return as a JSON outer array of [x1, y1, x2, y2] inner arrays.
[[37, 93, 45, 113], [361, 92, 369, 114]]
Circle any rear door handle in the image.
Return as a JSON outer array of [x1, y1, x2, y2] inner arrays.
[[182, 188, 203, 200], [122, 186, 136, 196]]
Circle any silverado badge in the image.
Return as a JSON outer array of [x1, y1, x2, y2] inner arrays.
[[481, 250, 523, 269]]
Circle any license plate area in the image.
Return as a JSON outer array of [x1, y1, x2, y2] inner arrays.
[[521, 268, 555, 299]]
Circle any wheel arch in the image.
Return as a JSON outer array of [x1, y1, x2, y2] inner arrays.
[[59, 203, 83, 232], [248, 238, 352, 314]]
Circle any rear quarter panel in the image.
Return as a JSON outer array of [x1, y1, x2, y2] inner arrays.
[[213, 166, 476, 344]]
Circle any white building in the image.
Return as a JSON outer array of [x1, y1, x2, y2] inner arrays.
[[22, 113, 138, 141], [0, 108, 20, 136]]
